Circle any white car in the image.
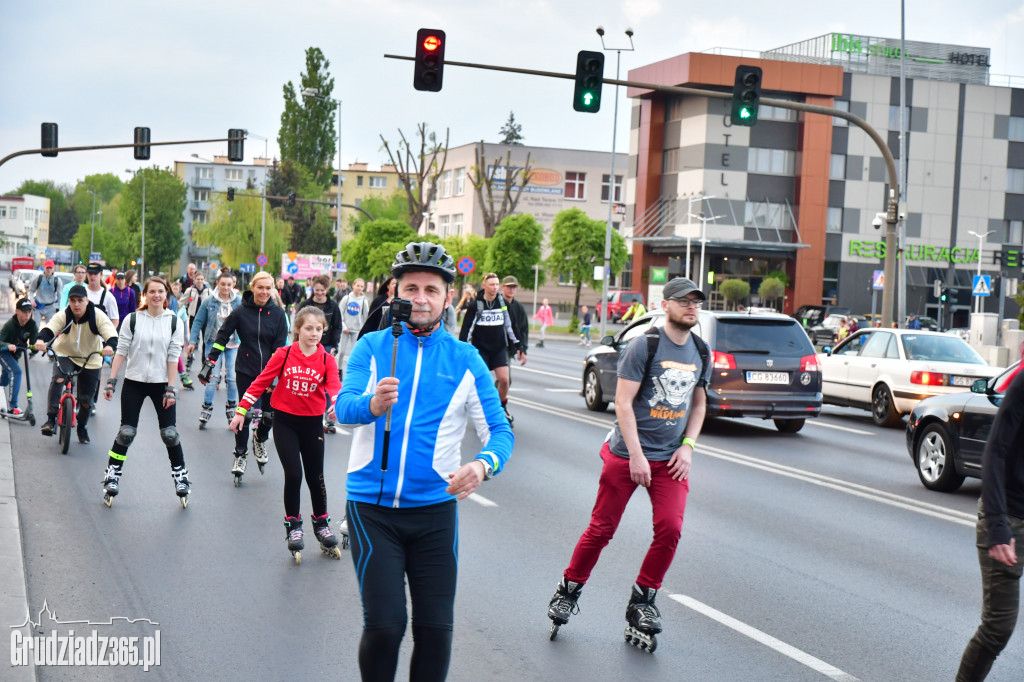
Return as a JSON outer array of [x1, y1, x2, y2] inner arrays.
[[820, 328, 1002, 427]]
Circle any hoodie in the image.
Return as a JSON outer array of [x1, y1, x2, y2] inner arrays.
[[207, 290, 288, 377]]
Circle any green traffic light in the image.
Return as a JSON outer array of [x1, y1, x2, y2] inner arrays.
[[739, 107, 752, 119], [583, 92, 594, 106]]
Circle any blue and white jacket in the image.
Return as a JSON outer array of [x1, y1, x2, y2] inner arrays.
[[336, 323, 514, 508]]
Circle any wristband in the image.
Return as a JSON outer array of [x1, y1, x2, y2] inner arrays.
[[682, 437, 696, 449]]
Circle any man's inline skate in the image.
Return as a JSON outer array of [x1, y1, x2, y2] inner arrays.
[[284, 515, 303, 564], [198, 403, 213, 430], [102, 464, 122, 508], [547, 577, 584, 640], [311, 513, 341, 558], [171, 466, 191, 509], [231, 450, 246, 486], [624, 584, 662, 653], [337, 515, 350, 550]]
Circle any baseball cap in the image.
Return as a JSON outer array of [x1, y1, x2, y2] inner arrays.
[[502, 276, 519, 287], [43, 259, 55, 269], [662, 277, 706, 301], [15, 298, 33, 312], [67, 284, 88, 299], [115, 271, 126, 279], [86, 262, 103, 274]]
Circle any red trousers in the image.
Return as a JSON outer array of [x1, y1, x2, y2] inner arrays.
[[565, 442, 689, 590]]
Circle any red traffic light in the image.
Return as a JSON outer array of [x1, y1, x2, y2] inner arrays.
[[423, 35, 442, 51], [414, 28, 446, 92]]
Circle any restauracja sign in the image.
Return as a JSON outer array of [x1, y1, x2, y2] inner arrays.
[[849, 240, 979, 263]]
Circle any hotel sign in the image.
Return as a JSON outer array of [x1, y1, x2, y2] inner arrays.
[[830, 33, 990, 69], [849, 240, 979, 264]]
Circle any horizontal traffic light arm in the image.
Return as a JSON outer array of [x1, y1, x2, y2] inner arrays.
[[0, 134, 246, 170]]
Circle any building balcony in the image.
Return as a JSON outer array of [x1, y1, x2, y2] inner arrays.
[[191, 177, 213, 188]]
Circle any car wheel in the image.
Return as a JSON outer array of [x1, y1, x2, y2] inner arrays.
[[583, 367, 608, 412], [773, 418, 805, 433], [915, 423, 965, 492], [871, 384, 902, 428]]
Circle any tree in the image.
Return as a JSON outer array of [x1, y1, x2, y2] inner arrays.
[[71, 193, 122, 264], [545, 207, 627, 317], [498, 111, 524, 145], [10, 180, 78, 245], [348, 193, 409, 234], [758, 277, 786, 310], [380, 123, 448, 232], [118, 167, 187, 274], [193, 192, 291, 274], [340, 219, 417, 281], [265, 159, 333, 252], [468, 141, 533, 238], [483, 213, 544, 289], [278, 47, 337, 189], [720, 278, 751, 310]]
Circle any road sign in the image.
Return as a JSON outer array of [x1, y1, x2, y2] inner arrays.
[[286, 262, 299, 275], [45, 249, 53, 258], [336, 262, 347, 273], [256, 253, 268, 267], [972, 274, 991, 296], [239, 263, 256, 274], [872, 270, 885, 290], [457, 257, 475, 275], [89, 252, 102, 262]]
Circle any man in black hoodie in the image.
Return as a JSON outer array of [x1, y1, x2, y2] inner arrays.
[[198, 272, 288, 479]]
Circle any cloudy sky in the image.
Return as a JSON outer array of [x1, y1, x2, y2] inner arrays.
[[2, 0, 1022, 193]]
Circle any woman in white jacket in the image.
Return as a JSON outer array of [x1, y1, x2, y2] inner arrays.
[[100, 276, 188, 508]]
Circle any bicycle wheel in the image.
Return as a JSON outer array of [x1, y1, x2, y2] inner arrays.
[[59, 394, 73, 455]]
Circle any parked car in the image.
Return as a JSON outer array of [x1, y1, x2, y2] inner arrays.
[[805, 314, 869, 347], [594, 291, 645, 323], [581, 309, 822, 433], [793, 304, 850, 330], [820, 328, 1002, 427], [906, 362, 1019, 492]]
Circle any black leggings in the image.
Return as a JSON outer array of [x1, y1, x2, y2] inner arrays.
[[347, 500, 457, 682], [107, 378, 184, 470], [235, 371, 272, 454], [273, 411, 327, 518]]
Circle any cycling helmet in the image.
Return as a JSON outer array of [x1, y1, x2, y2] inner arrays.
[[391, 242, 456, 283]]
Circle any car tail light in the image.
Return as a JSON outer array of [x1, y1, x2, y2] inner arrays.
[[800, 354, 821, 372], [713, 351, 736, 370], [910, 371, 948, 386]]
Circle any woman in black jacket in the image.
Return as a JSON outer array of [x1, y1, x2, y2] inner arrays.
[[198, 271, 288, 483], [297, 274, 342, 354]]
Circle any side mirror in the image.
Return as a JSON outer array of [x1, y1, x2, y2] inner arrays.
[[971, 378, 989, 394], [601, 335, 615, 346], [822, 346, 832, 356]]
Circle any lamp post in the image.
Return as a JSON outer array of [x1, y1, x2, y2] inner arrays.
[[301, 87, 343, 267], [596, 26, 635, 340], [687, 208, 725, 295], [126, 169, 146, 274], [967, 230, 994, 314], [81, 184, 97, 255], [245, 132, 271, 254]]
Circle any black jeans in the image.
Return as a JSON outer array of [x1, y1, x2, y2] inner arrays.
[[957, 504, 1024, 681], [46, 358, 99, 429], [107, 379, 184, 470], [274, 411, 327, 518]]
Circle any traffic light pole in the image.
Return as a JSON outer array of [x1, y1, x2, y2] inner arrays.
[[385, 55, 902, 327], [0, 135, 246, 170]]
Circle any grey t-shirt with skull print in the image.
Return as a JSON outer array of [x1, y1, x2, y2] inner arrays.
[[607, 328, 711, 462]]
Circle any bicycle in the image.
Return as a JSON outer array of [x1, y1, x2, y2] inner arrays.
[[46, 349, 103, 455], [0, 346, 37, 427]]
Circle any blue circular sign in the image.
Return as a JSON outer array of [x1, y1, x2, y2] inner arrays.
[[286, 262, 299, 275], [256, 253, 268, 266], [457, 257, 475, 275]]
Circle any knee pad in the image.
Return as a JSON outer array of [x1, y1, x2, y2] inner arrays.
[[115, 425, 137, 446], [160, 427, 180, 447]]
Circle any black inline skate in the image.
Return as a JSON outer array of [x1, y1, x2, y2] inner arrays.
[[171, 465, 191, 509], [225, 400, 237, 425], [547, 577, 584, 640], [284, 515, 303, 564], [102, 464, 122, 508], [624, 584, 662, 652], [199, 403, 213, 430], [231, 450, 246, 487], [311, 513, 341, 559], [337, 515, 350, 550]]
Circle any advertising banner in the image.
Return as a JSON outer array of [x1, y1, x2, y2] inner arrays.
[[280, 253, 333, 280]]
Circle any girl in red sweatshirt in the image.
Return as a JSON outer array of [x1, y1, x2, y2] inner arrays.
[[229, 307, 343, 562]]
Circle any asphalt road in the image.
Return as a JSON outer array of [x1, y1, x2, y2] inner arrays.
[[8, 335, 1024, 681]]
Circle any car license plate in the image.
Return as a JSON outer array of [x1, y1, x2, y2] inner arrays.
[[746, 371, 789, 384], [951, 375, 974, 387]]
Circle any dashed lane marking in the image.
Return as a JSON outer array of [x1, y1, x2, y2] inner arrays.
[[468, 493, 498, 507]]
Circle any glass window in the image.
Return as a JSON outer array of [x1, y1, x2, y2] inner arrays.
[[830, 154, 846, 180], [1008, 116, 1024, 142], [369, 176, 387, 189], [747, 148, 795, 175], [564, 171, 586, 200], [193, 189, 209, 201], [1008, 219, 1023, 245], [438, 214, 450, 236], [452, 214, 463, 236], [438, 170, 452, 198], [827, 207, 843, 233], [1007, 168, 1024, 194], [0, 207, 6, 218], [454, 168, 465, 196], [885, 334, 900, 359], [889, 105, 910, 131], [860, 331, 892, 358], [198, 167, 212, 179], [715, 319, 812, 357], [744, 200, 790, 230], [601, 174, 623, 202], [9, 207, 16, 219], [356, 176, 364, 187], [836, 332, 871, 356], [225, 168, 242, 181], [833, 100, 849, 127], [901, 334, 986, 363], [620, 316, 658, 343], [759, 103, 797, 122], [192, 211, 207, 224]]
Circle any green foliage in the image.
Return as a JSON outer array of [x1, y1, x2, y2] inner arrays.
[[719, 278, 751, 309], [193, 190, 291, 274], [71, 193, 122, 264], [483, 214, 544, 289], [765, 269, 789, 287], [758, 277, 786, 309], [463, 235, 491, 284], [265, 159, 334, 252], [545, 207, 627, 314], [499, 111, 524, 145], [278, 47, 337, 189], [118, 167, 187, 273], [568, 314, 580, 334], [348, 193, 409, 233], [10, 179, 78, 244], [72, 173, 123, 224], [340, 219, 417, 281]]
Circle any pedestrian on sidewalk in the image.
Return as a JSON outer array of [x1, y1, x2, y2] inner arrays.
[[0, 298, 38, 415], [579, 305, 592, 346], [533, 298, 554, 348]]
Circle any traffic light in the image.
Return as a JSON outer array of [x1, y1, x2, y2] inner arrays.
[[939, 287, 948, 303], [730, 65, 763, 126], [287, 191, 297, 207], [133, 127, 151, 160], [41, 123, 58, 157], [227, 187, 235, 201], [227, 128, 245, 162], [573, 51, 605, 113], [413, 28, 446, 92]]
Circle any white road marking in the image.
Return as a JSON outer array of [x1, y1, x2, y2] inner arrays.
[[546, 388, 583, 393], [805, 420, 872, 435], [468, 493, 498, 507], [668, 593, 860, 682], [514, 366, 580, 381]]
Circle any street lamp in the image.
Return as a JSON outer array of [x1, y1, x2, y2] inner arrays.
[[967, 229, 994, 314], [80, 183, 97, 255], [687, 207, 725, 295], [125, 168, 146, 274], [245, 132, 271, 254], [301, 87, 343, 267], [596, 27, 635, 340]]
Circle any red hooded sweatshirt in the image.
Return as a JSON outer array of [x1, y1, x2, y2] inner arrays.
[[238, 343, 341, 417]]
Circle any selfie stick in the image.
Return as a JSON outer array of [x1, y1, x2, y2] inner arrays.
[[380, 315, 404, 473]]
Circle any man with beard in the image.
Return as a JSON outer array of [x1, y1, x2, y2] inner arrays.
[[546, 277, 711, 652]]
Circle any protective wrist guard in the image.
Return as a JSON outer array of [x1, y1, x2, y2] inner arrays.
[[197, 359, 216, 384]]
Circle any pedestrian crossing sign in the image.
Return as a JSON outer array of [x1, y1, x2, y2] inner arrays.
[[972, 274, 991, 297]]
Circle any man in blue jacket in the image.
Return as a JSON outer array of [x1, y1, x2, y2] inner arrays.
[[336, 242, 513, 682]]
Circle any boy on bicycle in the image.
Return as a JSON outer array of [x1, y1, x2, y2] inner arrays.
[[34, 284, 117, 442]]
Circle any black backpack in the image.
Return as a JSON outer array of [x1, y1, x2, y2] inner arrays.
[[643, 326, 710, 387]]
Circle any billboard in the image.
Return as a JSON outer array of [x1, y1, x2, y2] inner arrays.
[[280, 253, 334, 280]]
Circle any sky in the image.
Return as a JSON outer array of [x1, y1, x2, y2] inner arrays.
[[2, 0, 1023, 194]]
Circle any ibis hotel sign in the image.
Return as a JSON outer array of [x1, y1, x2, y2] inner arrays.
[[829, 33, 990, 72], [849, 239, 980, 264]]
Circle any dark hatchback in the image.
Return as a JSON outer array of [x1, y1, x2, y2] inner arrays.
[[905, 362, 1018, 492], [581, 309, 822, 433]]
